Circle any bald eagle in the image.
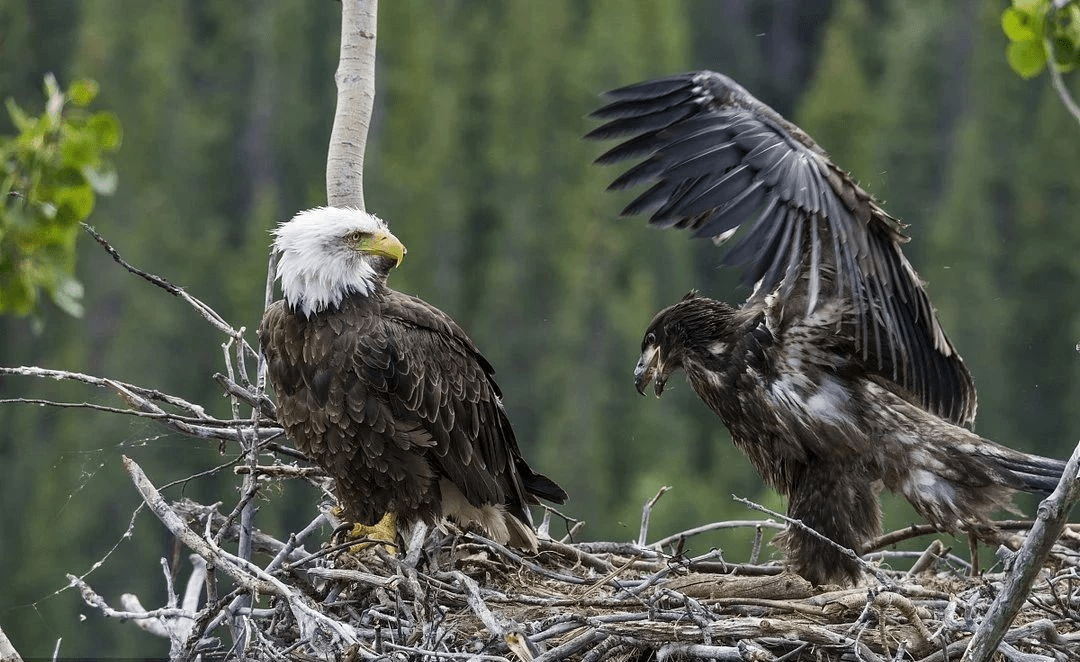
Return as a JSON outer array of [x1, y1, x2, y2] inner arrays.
[[588, 71, 1066, 584], [259, 207, 566, 551]]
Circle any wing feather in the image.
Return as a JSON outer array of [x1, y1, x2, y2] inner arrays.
[[589, 70, 976, 425], [375, 292, 565, 517]]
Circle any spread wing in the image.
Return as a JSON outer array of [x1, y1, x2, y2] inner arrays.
[[587, 70, 976, 426]]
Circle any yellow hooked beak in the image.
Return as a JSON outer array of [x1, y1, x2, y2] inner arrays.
[[361, 230, 407, 268]]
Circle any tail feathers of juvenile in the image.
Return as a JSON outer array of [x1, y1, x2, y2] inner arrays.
[[989, 450, 1068, 495]]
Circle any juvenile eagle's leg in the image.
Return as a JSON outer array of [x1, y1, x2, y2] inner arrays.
[[774, 460, 881, 586]]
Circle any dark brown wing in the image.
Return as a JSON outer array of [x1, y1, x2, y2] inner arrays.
[[259, 295, 565, 527], [373, 291, 566, 521], [587, 71, 976, 426]]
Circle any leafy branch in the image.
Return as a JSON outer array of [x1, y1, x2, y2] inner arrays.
[[0, 74, 121, 320], [1002, 0, 1080, 124]]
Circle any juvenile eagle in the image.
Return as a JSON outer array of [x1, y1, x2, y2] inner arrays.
[[588, 71, 1066, 584], [259, 207, 566, 551]]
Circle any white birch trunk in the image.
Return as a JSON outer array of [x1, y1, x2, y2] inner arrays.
[[326, 0, 378, 209]]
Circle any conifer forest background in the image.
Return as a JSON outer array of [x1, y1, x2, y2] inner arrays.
[[3, 0, 1080, 656]]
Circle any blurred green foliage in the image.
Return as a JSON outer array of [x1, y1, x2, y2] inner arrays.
[[1, 0, 1078, 657], [0, 74, 120, 319]]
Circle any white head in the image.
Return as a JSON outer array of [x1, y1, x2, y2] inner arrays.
[[272, 207, 406, 317]]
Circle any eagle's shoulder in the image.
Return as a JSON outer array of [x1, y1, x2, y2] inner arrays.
[[383, 292, 484, 347]]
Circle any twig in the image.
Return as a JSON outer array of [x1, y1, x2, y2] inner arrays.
[[751, 523, 765, 564], [0, 366, 284, 444], [381, 643, 510, 661], [81, 224, 258, 359], [305, 568, 398, 588], [639, 485, 671, 546], [68, 574, 195, 624], [538, 538, 615, 573], [122, 455, 277, 595], [0, 366, 207, 415], [657, 642, 772, 661], [234, 464, 325, 479], [733, 495, 890, 585], [962, 439, 1080, 662], [214, 372, 277, 420], [533, 629, 608, 662], [650, 519, 785, 550], [1044, 18, 1080, 128], [453, 570, 507, 638], [906, 539, 946, 577], [968, 532, 981, 577], [264, 512, 327, 574]]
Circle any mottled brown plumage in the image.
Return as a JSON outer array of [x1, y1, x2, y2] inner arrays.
[[259, 208, 565, 551], [589, 72, 1065, 584]]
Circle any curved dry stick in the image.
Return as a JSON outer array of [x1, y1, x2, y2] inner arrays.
[[122, 455, 277, 595], [650, 519, 786, 550]]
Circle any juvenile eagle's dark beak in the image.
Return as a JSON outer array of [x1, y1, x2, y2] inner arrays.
[[635, 345, 665, 397]]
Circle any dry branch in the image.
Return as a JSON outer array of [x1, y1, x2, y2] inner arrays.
[[0, 626, 23, 662], [963, 439, 1080, 661]]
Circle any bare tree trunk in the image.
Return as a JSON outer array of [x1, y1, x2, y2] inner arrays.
[[326, 0, 378, 209]]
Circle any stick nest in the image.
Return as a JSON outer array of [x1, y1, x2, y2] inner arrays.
[[166, 501, 1080, 662]]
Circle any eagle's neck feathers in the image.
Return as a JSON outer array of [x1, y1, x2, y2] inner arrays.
[[278, 251, 385, 318], [272, 207, 394, 318]]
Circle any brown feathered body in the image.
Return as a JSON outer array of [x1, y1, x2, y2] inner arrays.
[[641, 292, 1064, 584], [259, 208, 565, 550], [589, 71, 1066, 584]]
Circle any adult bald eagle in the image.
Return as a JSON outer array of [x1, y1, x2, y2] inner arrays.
[[259, 207, 566, 551], [588, 71, 1066, 584]]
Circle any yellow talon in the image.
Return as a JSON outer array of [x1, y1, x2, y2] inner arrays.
[[342, 511, 397, 554]]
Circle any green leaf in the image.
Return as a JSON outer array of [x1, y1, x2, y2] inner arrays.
[[1007, 39, 1048, 78], [86, 112, 122, 151], [0, 265, 37, 315], [53, 166, 85, 188], [1012, 0, 1045, 12], [53, 185, 96, 225], [52, 184, 95, 225], [67, 79, 99, 107], [2, 74, 118, 321], [1058, 5, 1080, 49], [1052, 36, 1078, 71], [5, 98, 34, 133], [59, 131, 97, 167], [1002, 8, 1037, 42]]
